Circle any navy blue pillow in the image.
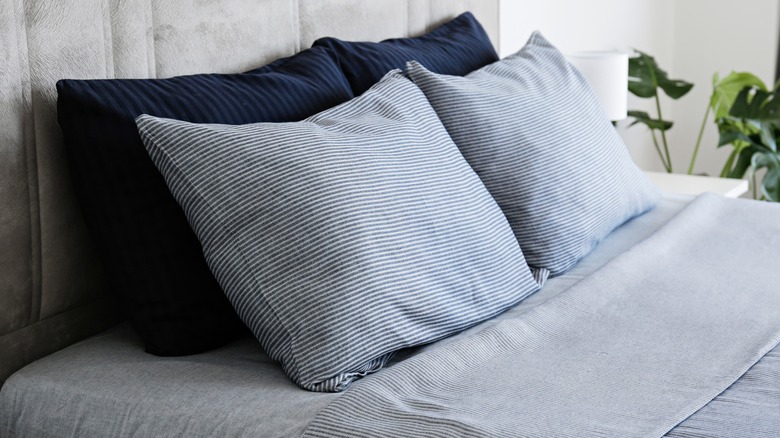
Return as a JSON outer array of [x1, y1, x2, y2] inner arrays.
[[313, 12, 498, 95], [57, 46, 354, 356]]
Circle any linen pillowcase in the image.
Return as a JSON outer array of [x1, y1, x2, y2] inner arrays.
[[406, 32, 660, 281], [135, 72, 540, 392], [57, 46, 354, 356], [313, 12, 498, 95]]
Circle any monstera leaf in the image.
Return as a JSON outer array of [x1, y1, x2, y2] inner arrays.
[[751, 151, 780, 201], [628, 50, 693, 99], [729, 87, 780, 153], [718, 130, 764, 178], [728, 87, 780, 126], [718, 85, 780, 200], [626, 50, 693, 173], [627, 110, 673, 131], [711, 72, 767, 119]]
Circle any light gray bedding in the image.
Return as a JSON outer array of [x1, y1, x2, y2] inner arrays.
[[303, 194, 780, 437], [5, 194, 777, 437], [667, 347, 780, 437]]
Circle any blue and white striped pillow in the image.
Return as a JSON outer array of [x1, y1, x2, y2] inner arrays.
[[136, 72, 540, 392], [406, 32, 660, 280]]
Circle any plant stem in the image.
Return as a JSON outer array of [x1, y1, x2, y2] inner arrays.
[[688, 105, 710, 175], [650, 129, 671, 172], [753, 171, 758, 199], [654, 93, 673, 172], [720, 149, 738, 178]]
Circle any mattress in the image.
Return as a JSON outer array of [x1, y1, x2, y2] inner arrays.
[[6, 194, 769, 437]]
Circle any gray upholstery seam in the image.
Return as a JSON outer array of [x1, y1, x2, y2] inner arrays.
[[405, 0, 416, 36], [0, 295, 117, 387], [427, 0, 434, 33], [292, 0, 301, 53], [102, 0, 114, 79], [494, 0, 501, 54], [148, 0, 157, 78], [17, 0, 42, 326], [0, 295, 116, 343]]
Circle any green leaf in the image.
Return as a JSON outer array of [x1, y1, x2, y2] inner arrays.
[[716, 83, 780, 193], [762, 167, 780, 201], [720, 148, 740, 178], [760, 122, 777, 152], [717, 129, 764, 178], [751, 150, 780, 169], [628, 52, 657, 98], [728, 145, 762, 178], [729, 87, 780, 122], [628, 50, 693, 100], [660, 78, 694, 99], [717, 115, 761, 137], [710, 72, 766, 119], [627, 110, 673, 131], [717, 131, 753, 148], [751, 152, 780, 201]]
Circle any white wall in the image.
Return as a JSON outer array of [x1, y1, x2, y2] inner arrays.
[[670, 0, 779, 177], [499, 0, 779, 175]]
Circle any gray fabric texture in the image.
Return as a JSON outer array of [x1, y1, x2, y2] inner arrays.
[[136, 72, 540, 392], [406, 31, 660, 280], [304, 194, 780, 437], [14, 195, 776, 437], [666, 347, 780, 438], [0, 195, 691, 438]]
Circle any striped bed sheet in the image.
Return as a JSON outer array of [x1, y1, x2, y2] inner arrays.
[[304, 194, 780, 437], [5, 195, 777, 437]]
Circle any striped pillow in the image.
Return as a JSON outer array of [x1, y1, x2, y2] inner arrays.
[[135, 72, 540, 392], [406, 32, 660, 280]]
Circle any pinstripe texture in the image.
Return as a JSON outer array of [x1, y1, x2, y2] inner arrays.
[[407, 32, 660, 279], [314, 12, 498, 95], [136, 72, 540, 392], [56, 47, 354, 356], [303, 194, 780, 437], [666, 347, 780, 437]]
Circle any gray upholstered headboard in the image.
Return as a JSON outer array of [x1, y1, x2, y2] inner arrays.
[[0, 0, 499, 385]]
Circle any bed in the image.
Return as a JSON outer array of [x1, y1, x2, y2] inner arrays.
[[1, 1, 779, 437]]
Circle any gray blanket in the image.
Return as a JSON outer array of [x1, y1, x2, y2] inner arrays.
[[304, 194, 780, 437]]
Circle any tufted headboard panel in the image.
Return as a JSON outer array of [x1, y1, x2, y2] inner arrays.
[[0, 0, 499, 385]]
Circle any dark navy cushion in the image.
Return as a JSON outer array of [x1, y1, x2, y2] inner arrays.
[[313, 12, 498, 95], [57, 46, 354, 356]]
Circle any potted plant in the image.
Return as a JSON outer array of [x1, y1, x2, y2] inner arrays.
[[703, 72, 780, 201], [626, 50, 693, 173]]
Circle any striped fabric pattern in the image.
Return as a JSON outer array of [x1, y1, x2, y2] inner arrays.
[[314, 12, 498, 95], [56, 46, 354, 356], [407, 32, 660, 279], [136, 72, 540, 392], [302, 193, 780, 437]]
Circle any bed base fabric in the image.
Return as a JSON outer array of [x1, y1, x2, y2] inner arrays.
[[666, 346, 780, 437], [0, 196, 690, 437], [8, 195, 780, 437], [304, 194, 780, 437]]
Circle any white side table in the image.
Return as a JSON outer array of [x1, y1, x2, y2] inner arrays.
[[643, 171, 749, 198]]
